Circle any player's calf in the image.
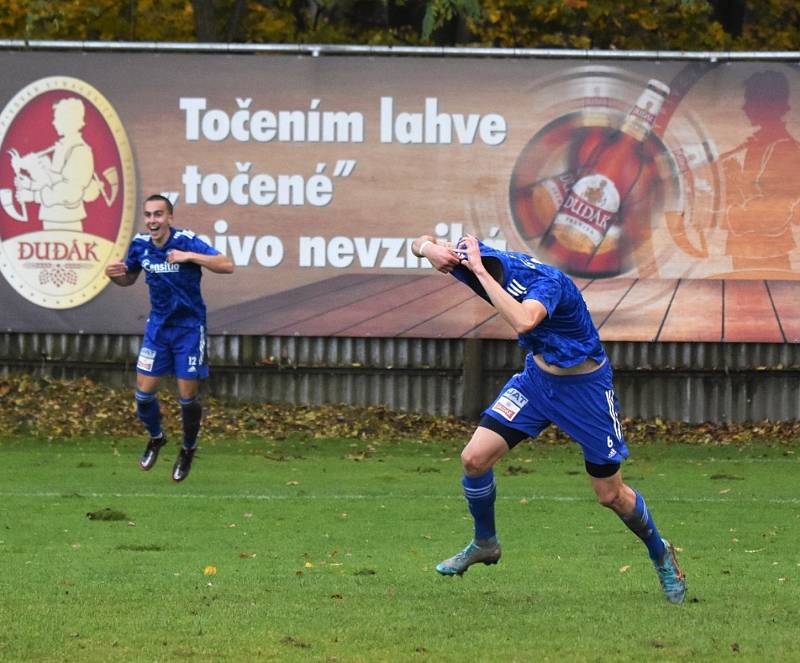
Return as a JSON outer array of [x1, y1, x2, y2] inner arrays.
[[179, 395, 202, 448]]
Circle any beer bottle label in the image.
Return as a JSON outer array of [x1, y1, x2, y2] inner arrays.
[[551, 174, 620, 252], [622, 80, 670, 141]]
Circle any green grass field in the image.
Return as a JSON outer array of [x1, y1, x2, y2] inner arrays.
[[1, 435, 798, 662]]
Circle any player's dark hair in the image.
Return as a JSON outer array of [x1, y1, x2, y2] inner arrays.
[[144, 194, 173, 214]]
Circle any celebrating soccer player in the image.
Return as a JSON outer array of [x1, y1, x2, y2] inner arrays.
[[412, 233, 686, 604], [105, 194, 234, 482]]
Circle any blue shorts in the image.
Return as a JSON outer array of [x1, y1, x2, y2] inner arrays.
[[483, 355, 628, 466], [136, 321, 209, 380]]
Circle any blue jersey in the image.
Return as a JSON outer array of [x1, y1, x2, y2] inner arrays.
[[125, 227, 219, 328], [452, 241, 605, 368]]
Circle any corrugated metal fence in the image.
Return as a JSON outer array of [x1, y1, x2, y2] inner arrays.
[[1, 332, 798, 422]]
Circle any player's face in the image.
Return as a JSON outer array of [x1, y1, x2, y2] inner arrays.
[[143, 200, 172, 246]]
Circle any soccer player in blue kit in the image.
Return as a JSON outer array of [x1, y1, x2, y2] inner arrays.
[[105, 194, 234, 482], [411, 233, 686, 604]]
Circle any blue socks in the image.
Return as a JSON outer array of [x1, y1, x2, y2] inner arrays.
[[462, 470, 497, 542], [135, 390, 162, 439], [136, 390, 202, 450], [179, 395, 202, 450], [620, 490, 667, 561]]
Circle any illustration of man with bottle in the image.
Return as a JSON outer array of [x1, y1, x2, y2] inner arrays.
[[720, 70, 800, 274], [11, 97, 96, 232]]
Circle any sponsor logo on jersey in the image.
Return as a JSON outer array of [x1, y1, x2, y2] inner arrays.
[[142, 258, 179, 274], [0, 76, 136, 309]]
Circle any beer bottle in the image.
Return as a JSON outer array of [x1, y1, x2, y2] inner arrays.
[[513, 121, 608, 241], [540, 79, 671, 274]]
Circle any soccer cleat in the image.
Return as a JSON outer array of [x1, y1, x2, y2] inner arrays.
[[139, 435, 166, 471], [436, 540, 501, 576], [654, 538, 686, 604], [172, 446, 197, 482]]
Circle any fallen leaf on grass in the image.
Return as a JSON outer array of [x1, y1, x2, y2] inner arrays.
[[505, 465, 534, 475], [280, 636, 311, 649], [86, 508, 127, 521], [203, 566, 217, 575], [619, 565, 631, 573]]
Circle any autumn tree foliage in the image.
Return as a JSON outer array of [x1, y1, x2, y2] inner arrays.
[[0, 0, 796, 49]]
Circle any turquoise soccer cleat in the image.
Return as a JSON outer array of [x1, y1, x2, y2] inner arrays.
[[436, 540, 501, 576], [654, 538, 686, 604]]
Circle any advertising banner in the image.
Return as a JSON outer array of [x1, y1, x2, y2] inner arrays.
[[0, 52, 798, 342]]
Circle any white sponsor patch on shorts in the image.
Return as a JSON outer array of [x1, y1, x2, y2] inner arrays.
[[503, 388, 528, 408], [137, 347, 156, 372], [491, 388, 528, 421]]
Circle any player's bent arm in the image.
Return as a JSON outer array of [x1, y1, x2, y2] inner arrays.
[[105, 261, 139, 287], [460, 235, 546, 334], [478, 270, 547, 334], [199, 252, 235, 274], [169, 250, 234, 273], [411, 235, 461, 273]]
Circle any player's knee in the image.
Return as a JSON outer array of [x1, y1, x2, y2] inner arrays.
[[595, 484, 629, 512], [461, 448, 491, 476], [595, 489, 619, 509]]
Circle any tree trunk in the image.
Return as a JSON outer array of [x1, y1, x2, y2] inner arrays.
[[192, 0, 217, 42], [711, 0, 745, 38], [225, 0, 249, 41]]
